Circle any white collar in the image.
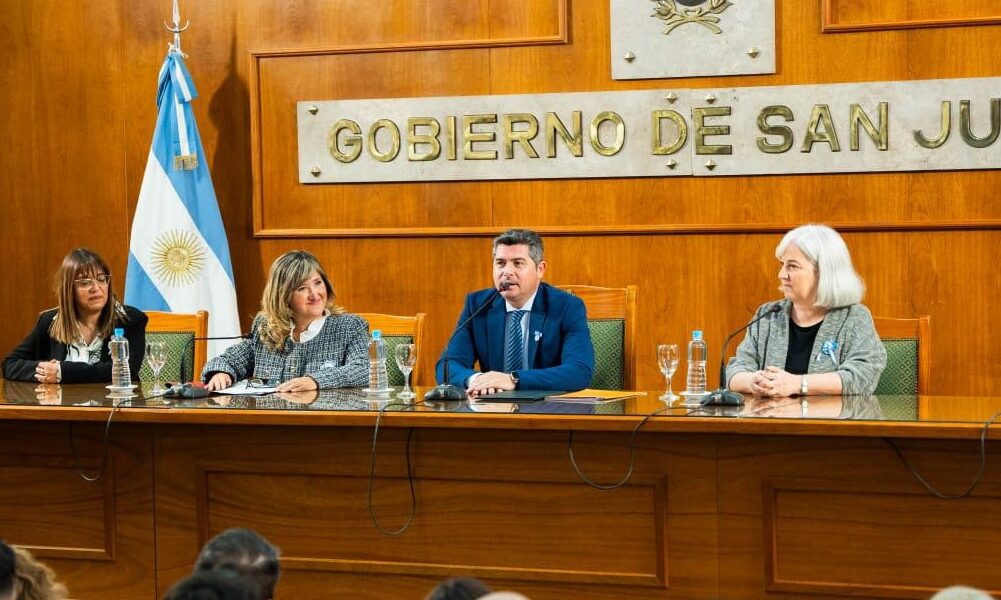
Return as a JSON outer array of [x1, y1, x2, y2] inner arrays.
[[505, 289, 538, 313], [295, 311, 330, 344]]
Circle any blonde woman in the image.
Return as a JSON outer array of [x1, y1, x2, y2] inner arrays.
[[3, 248, 147, 384], [12, 546, 69, 600], [202, 251, 369, 392]]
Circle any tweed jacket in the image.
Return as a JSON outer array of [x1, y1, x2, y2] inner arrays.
[[724, 299, 887, 396], [202, 313, 369, 389]]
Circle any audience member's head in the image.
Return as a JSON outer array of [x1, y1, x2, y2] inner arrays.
[[931, 587, 995, 600], [163, 571, 256, 600], [425, 577, 492, 600], [0, 541, 15, 600], [11, 546, 69, 600], [194, 529, 279, 600]]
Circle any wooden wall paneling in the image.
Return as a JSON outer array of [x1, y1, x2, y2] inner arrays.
[[719, 435, 1001, 598], [154, 424, 719, 599], [823, 0, 1001, 32], [0, 0, 129, 357], [0, 422, 155, 599]]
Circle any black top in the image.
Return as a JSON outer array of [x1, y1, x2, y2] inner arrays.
[[2, 305, 148, 383], [784, 317, 823, 375]]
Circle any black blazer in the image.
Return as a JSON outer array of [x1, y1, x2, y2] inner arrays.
[[2, 305, 148, 383]]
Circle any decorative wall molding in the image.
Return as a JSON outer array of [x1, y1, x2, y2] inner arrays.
[[822, 0, 1001, 33]]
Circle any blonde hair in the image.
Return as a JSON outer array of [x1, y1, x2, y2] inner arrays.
[[257, 250, 344, 350], [47, 248, 126, 345], [13, 547, 69, 600]]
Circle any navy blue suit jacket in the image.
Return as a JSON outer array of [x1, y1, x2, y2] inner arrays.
[[435, 283, 595, 391]]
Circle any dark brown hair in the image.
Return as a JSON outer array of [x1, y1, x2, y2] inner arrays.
[[47, 248, 125, 344]]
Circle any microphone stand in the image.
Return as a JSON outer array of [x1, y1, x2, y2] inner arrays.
[[425, 284, 508, 401], [703, 304, 783, 406]]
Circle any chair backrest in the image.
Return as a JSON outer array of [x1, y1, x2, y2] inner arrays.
[[872, 315, 930, 395], [356, 312, 427, 386], [557, 285, 637, 391], [139, 310, 208, 383]]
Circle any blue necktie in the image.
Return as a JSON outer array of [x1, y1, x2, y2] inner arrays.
[[504, 310, 526, 372]]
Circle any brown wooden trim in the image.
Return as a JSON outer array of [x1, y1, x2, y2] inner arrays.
[[248, 0, 570, 234], [252, 220, 1001, 239], [821, 0, 1001, 33], [3, 403, 1001, 439], [763, 477, 1001, 597]]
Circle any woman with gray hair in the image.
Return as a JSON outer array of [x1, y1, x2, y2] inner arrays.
[[202, 250, 369, 392], [726, 224, 886, 397]]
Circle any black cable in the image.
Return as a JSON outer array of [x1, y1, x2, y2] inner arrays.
[[69, 399, 124, 482], [368, 399, 422, 535], [884, 408, 1001, 500], [568, 405, 676, 490]]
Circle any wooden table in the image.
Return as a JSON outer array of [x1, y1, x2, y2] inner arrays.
[[2, 381, 1000, 599]]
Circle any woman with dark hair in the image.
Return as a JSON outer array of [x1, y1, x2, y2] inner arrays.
[[3, 248, 147, 383], [425, 578, 492, 600], [202, 250, 369, 392]]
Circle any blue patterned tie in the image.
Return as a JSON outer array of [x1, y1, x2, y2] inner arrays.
[[504, 310, 526, 372]]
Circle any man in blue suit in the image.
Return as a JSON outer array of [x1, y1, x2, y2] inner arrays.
[[436, 229, 595, 395]]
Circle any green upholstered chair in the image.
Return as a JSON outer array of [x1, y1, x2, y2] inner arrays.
[[557, 285, 637, 391], [357, 312, 427, 387], [872, 316, 930, 395], [137, 310, 208, 383]]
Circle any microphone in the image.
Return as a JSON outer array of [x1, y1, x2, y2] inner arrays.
[[179, 333, 251, 383], [703, 303, 783, 406], [425, 280, 512, 401]]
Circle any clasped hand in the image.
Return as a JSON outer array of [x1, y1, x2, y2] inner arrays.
[[466, 371, 516, 396], [749, 366, 800, 397]]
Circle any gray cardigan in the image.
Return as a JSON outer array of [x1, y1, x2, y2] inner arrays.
[[202, 313, 370, 389], [725, 299, 887, 395]]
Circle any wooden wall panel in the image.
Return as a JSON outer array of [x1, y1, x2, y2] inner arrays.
[[824, 0, 1001, 32], [1, 0, 1000, 404], [0, 422, 156, 599]]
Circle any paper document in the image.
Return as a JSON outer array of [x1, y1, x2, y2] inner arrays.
[[547, 389, 646, 402], [215, 380, 278, 395]]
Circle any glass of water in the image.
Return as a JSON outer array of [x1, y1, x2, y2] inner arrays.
[[394, 343, 417, 400], [146, 340, 169, 396], [657, 343, 680, 401]]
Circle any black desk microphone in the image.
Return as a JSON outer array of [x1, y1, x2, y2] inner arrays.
[[703, 303, 783, 406], [425, 280, 512, 401]]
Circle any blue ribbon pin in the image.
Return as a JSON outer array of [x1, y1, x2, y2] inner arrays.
[[817, 340, 840, 366]]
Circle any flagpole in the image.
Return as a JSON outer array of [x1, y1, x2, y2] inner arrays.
[[163, 0, 189, 54]]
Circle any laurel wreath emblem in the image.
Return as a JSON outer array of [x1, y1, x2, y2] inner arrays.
[[651, 0, 733, 35]]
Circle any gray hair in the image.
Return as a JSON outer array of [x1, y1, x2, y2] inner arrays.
[[492, 229, 544, 264], [776, 224, 865, 309]]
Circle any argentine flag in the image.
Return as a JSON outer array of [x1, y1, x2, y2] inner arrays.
[[125, 48, 241, 359]]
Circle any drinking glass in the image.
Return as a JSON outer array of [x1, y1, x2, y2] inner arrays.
[[657, 344, 680, 401], [394, 343, 417, 400], [146, 341, 169, 396]]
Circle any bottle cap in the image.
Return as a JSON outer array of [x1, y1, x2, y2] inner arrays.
[[114, 328, 124, 337], [692, 330, 703, 340], [372, 330, 382, 339]]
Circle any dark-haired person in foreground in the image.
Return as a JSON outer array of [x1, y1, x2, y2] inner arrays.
[[194, 528, 280, 600], [162, 572, 255, 600], [0, 540, 14, 600], [436, 229, 594, 396], [425, 577, 492, 600]]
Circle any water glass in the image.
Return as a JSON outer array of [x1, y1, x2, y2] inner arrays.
[[657, 343, 680, 401], [394, 343, 417, 400], [146, 341, 169, 395]]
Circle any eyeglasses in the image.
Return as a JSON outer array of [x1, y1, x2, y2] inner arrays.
[[74, 274, 111, 290], [248, 377, 278, 388]]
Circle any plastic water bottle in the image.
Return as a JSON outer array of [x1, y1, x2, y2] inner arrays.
[[685, 330, 708, 395], [368, 330, 389, 392], [109, 328, 131, 388]]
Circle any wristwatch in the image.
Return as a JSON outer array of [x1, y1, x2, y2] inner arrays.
[[509, 371, 520, 389], [800, 375, 809, 396]]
